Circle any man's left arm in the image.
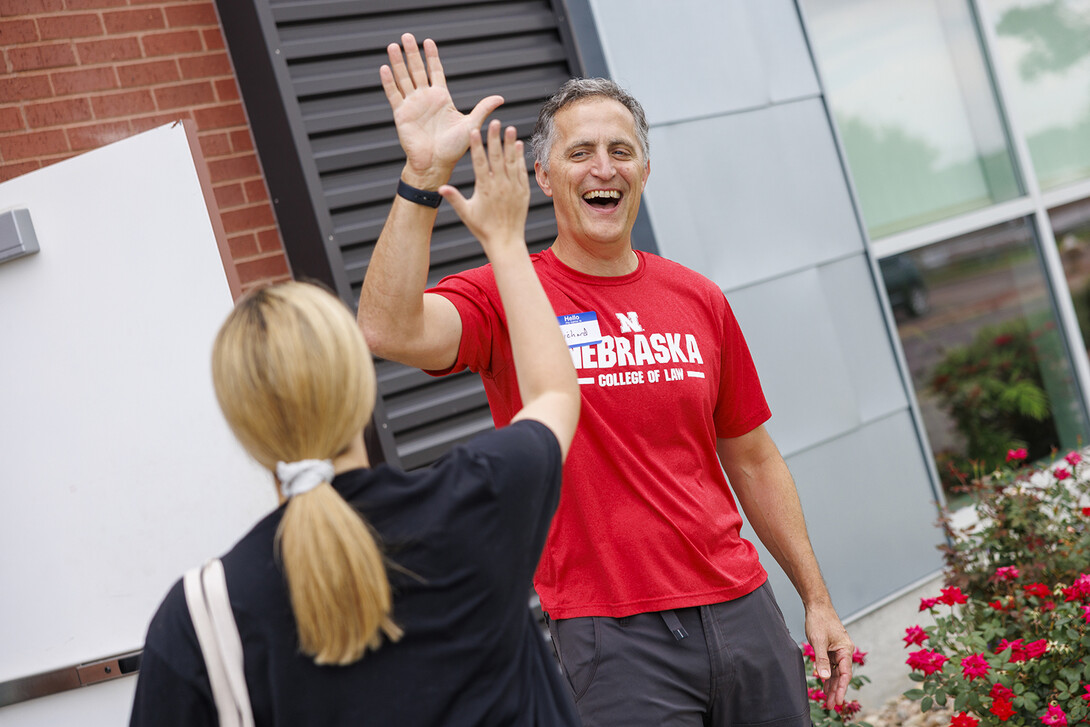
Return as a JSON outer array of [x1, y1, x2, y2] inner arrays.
[[716, 425, 854, 708]]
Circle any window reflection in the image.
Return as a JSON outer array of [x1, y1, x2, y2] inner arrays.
[[984, 0, 1090, 190], [805, 0, 1021, 238], [1053, 198, 1090, 353], [884, 219, 1088, 493]]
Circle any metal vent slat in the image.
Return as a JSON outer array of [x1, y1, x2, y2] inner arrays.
[[278, 6, 556, 61]]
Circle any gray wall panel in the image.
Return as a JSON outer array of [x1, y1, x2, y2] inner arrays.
[[749, 0, 821, 103], [748, 412, 945, 638], [644, 98, 864, 292], [725, 269, 861, 456], [818, 256, 909, 422], [587, 0, 819, 124]]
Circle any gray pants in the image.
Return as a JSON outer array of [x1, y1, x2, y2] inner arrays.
[[546, 582, 810, 727]]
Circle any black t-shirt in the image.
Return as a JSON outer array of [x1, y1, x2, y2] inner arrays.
[[130, 420, 579, 726]]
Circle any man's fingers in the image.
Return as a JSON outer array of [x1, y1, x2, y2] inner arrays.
[[466, 95, 506, 129], [422, 38, 446, 88], [378, 65, 402, 109], [402, 33, 429, 89], [386, 42, 410, 96]]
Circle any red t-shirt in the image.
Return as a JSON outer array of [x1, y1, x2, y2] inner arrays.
[[429, 248, 771, 618]]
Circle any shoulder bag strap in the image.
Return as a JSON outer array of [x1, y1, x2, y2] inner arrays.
[[183, 559, 256, 727]]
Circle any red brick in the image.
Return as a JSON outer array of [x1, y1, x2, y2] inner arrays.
[[66, 120, 131, 151], [0, 19, 39, 44], [117, 59, 180, 87], [201, 26, 223, 50], [235, 253, 290, 284], [214, 182, 245, 209], [227, 232, 258, 259], [38, 14, 104, 41], [76, 37, 142, 64], [244, 178, 268, 203], [103, 8, 165, 34], [256, 226, 282, 253], [130, 112, 188, 132], [207, 153, 259, 182], [64, 0, 128, 9], [192, 102, 245, 130], [25, 97, 92, 127], [213, 77, 238, 102], [220, 202, 276, 234], [0, 129, 68, 160], [142, 30, 203, 57], [52, 66, 116, 95], [165, 3, 218, 27], [0, 106, 25, 132], [229, 128, 253, 152], [0, 160, 41, 182], [153, 80, 214, 110], [197, 131, 230, 157], [7, 42, 76, 72], [178, 52, 230, 80], [91, 89, 155, 118], [1, 0, 64, 16], [0, 74, 51, 103]]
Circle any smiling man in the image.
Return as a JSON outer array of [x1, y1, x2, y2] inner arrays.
[[357, 34, 855, 727]]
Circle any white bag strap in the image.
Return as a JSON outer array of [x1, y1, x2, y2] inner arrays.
[[183, 559, 255, 727]]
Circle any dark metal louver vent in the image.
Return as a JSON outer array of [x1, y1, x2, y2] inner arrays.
[[217, 0, 583, 469]]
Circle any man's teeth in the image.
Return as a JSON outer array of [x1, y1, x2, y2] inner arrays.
[[583, 190, 620, 200]]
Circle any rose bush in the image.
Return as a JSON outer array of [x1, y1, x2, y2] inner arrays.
[[901, 448, 1090, 726], [938, 448, 1090, 604]]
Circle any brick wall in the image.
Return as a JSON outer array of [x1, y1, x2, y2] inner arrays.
[[0, 0, 290, 294]]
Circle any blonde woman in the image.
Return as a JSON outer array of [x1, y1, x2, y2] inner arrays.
[[130, 121, 580, 725]]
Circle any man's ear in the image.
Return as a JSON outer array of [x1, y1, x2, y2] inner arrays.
[[534, 161, 553, 197]]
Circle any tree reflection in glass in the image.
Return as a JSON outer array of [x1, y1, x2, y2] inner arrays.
[[883, 219, 1089, 494], [804, 0, 1021, 237]]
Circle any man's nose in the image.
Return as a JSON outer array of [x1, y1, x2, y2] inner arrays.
[[589, 149, 614, 178]]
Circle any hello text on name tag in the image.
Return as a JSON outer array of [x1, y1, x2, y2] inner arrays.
[[557, 311, 603, 348]]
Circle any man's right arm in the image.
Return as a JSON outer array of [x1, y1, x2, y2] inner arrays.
[[356, 33, 503, 370]]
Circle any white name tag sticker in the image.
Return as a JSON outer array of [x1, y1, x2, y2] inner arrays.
[[558, 311, 603, 348]]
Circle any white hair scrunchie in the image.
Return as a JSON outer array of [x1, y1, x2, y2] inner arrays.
[[276, 459, 334, 499]]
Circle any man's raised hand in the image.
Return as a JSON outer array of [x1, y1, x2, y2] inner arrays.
[[380, 34, 504, 190]]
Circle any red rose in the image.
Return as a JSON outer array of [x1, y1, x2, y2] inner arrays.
[[990, 697, 1016, 721], [950, 712, 979, 727]]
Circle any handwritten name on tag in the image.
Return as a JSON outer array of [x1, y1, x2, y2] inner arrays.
[[557, 311, 603, 348]]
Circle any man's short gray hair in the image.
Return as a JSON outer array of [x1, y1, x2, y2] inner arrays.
[[530, 78, 650, 171]]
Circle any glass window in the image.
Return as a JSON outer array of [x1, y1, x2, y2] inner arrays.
[[1053, 197, 1090, 353], [804, 0, 1021, 238], [882, 219, 1089, 496], [984, 0, 1090, 190]]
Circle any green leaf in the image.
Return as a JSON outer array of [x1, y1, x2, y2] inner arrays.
[[910, 672, 925, 683], [954, 692, 968, 711], [904, 689, 926, 700], [922, 696, 933, 712]]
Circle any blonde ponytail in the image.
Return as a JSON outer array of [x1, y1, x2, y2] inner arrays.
[[278, 484, 402, 664], [211, 282, 401, 665]]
